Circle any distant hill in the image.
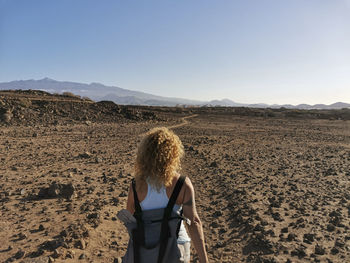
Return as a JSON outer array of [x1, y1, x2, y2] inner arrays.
[[0, 78, 349, 109], [0, 78, 202, 107]]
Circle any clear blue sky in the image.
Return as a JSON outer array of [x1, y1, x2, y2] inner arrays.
[[1, 0, 349, 104]]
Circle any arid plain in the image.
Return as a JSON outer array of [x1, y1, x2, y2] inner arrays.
[[1, 91, 350, 263]]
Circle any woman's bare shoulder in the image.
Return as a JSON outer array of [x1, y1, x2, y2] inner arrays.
[[184, 176, 194, 190]]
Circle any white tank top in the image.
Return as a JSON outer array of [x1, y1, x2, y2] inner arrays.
[[140, 181, 191, 244]]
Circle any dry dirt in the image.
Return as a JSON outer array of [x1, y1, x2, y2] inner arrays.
[[1, 91, 350, 263]]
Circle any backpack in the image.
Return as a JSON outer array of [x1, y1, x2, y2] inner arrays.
[[122, 176, 186, 263]]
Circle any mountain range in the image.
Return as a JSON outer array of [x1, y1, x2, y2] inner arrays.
[[0, 78, 349, 109]]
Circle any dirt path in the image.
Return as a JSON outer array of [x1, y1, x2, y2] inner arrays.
[[167, 114, 198, 130], [138, 114, 198, 137]]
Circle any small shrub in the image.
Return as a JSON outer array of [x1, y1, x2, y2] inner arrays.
[[62, 92, 81, 99]]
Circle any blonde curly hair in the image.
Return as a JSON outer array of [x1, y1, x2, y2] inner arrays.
[[134, 127, 184, 191]]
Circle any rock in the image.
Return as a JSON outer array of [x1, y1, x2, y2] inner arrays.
[[327, 224, 336, 232], [210, 161, 218, 168], [74, 239, 86, 250], [111, 197, 119, 206], [47, 183, 60, 197], [66, 250, 75, 259], [2, 110, 12, 123], [27, 249, 44, 258], [52, 249, 60, 258], [38, 182, 76, 200], [87, 212, 100, 220], [287, 233, 296, 241], [331, 247, 339, 255], [210, 221, 220, 228], [329, 210, 341, 217], [315, 244, 325, 255], [38, 188, 49, 198], [20, 189, 26, 195], [38, 224, 45, 231], [79, 253, 86, 259], [291, 247, 306, 258], [213, 211, 223, 217], [119, 191, 127, 197], [335, 239, 345, 248], [271, 212, 282, 221], [60, 183, 76, 200], [40, 239, 63, 251], [281, 227, 288, 233], [78, 152, 92, 158], [18, 232, 27, 240], [303, 233, 315, 244], [14, 250, 25, 259]]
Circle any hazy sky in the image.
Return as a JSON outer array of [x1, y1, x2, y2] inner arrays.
[[1, 0, 349, 104]]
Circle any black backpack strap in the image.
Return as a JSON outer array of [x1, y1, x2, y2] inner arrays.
[[157, 175, 186, 263], [132, 179, 144, 263], [165, 175, 186, 217], [132, 179, 142, 219], [176, 209, 183, 239]]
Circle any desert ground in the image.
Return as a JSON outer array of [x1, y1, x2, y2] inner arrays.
[[1, 91, 350, 263]]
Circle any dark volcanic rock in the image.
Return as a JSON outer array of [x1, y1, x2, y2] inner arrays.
[[38, 182, 76, 200]]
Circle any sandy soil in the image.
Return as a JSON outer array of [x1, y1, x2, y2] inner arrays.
[[1, 98, 350, 262]]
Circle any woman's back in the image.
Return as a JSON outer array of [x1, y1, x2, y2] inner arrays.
[[140, 180, 181, 212], [135, 175, 186, 210]]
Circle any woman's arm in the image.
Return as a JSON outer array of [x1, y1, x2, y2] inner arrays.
[[126, 182, 135, 214], [182, 178, 209, 263]]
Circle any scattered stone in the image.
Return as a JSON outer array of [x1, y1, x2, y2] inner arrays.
[[39, 239, 63, 251], [38, 182, 76, 200], [119, 191, 127, 197], [281, 227, 288, 233], [52, 249, 60, 258], [79, 253, 86, 260], [303, 233, 315, 244], [315, 244, 325, 255], [291, 247, 306, 258], [331, 247, 339, 255], [210, 161, 218, 168], [78, 152, 92, 159], [18, 232, 27, 240], [327, 224, 336, 232], [335, 239, 345, 248], [287, 233, 296, 242], [13, 250, 25, 259], [74, 239, 86, 250], [66, 250, 75, 259]]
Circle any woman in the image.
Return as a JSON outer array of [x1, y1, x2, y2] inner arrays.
[[126, 127, 209, 263]]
